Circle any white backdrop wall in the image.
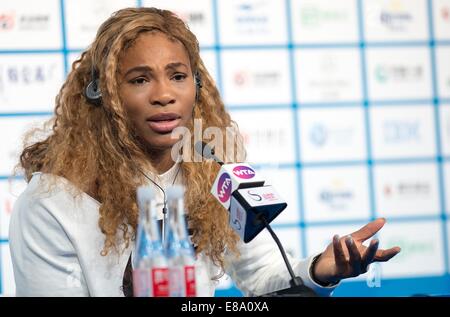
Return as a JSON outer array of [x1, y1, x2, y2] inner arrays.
[[0, 0, 449, 296]]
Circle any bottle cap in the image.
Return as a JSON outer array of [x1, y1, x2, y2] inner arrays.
[[136, 185, 155, 209]]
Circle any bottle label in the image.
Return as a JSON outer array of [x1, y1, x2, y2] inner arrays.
[[152, 268, 169, 297], [133, 268, 151, 297], [169, 265, 185, 297], [184, 265, 196, 297]]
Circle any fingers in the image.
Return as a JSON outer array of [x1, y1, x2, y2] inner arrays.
[[333, 235, 346, 267], [374, 247, 401, 262], [345, 236, 362, 275], [361, 239, 379, 272], [351, 218, 386, 242]]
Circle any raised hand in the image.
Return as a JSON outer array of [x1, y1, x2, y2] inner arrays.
[[312, 218, 401, 285]]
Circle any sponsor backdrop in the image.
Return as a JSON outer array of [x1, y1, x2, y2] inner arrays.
[[0, 0, 449, 296]]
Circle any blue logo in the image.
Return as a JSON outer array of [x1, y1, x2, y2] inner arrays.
[[309, 124, 327, 147], [235, 1, 269, 31], [380, 10, 412, 31], [383, 120, 420, 144], [319, 187, 354, 210]]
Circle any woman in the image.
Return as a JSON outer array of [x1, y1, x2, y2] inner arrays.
[[9, 7, 400, 297]]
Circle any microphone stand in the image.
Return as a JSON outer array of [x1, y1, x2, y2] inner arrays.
[[259, 215, 317, 297]]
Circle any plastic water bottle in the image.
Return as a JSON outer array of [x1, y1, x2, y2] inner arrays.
[[166, 185, 197, 297], [133, 186, 169, 297]]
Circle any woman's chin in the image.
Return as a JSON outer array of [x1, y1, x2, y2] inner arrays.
[[142, 136, 180, 152]]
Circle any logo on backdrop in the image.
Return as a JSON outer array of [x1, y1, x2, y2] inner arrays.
[[234, 71, 249, 87], [375, 64, 423, 84], [309, 124, 327, 147], [442, 6, 449, 22], [0, 12, 15, 31], [305, 54, 354, 99], [383, 120, 421, 144], [319, 179, 354, 210], [385, 236, 436, 259], [217, 173, 232, 203], [234, 1, 269, 34], [233, 70, 281, 88], [242, 128, 287, 146], [379, 8, 412, 32], [383, 181, 431, 199], [300, 5, 348, 28], [18, 14, 50, 31], [74, 2, 111, 36], [0, 12, 51, 32], [173, 10, 205, 26], [309, 123, 354, 148], [0, 63, 57, 94]]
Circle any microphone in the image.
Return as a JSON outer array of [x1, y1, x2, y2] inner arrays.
[[196, 141, 284, 242], [194, 141, 224, 165], [229, 185, 287, 243], [196, 141, 317, 296]]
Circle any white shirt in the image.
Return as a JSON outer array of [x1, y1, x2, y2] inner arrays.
[[9, 165, 338, 297]]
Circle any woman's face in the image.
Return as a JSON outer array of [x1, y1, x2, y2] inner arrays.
[[119, 32, 196, 151]]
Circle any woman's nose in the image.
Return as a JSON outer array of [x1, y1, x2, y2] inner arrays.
[[150, 80, 175, 106]]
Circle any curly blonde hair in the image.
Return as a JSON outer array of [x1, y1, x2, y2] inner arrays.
[[18, 7, 242, 273]]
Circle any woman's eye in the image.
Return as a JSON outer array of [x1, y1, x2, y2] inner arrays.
[[172, 73, 187, 81], [130, 77, 147, 85]]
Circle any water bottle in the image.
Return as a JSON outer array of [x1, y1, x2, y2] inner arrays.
[[166, 185, 197, 297], [133, 186, 169, 297]]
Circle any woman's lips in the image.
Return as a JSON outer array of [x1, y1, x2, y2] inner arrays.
[[147, 113, 181, 134]]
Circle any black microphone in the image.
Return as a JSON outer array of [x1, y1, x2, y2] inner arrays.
[[195, 141, 284, 242], [195, 143, 317, 296], [194, 141, 224, 165]]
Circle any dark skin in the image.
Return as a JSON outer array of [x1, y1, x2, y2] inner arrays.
[[118, 32, 196, 174], [313, 218, 401, 285], [117, 32, 401, 286]]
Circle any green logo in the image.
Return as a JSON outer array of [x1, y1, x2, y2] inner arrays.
[[300, 6, 348, 27]]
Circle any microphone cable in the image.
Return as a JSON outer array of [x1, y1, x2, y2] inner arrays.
[[137, 164, 182, 244]]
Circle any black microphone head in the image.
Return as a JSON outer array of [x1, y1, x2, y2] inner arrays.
[[194, 141, 206, 157], [195, 141, 223, 164]]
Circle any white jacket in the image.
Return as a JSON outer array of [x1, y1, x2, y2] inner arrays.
[[9, 168, 338, 297]]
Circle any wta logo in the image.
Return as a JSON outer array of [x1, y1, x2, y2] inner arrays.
[[232, 165, 256, 179], [217, 173, 232, 203]]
